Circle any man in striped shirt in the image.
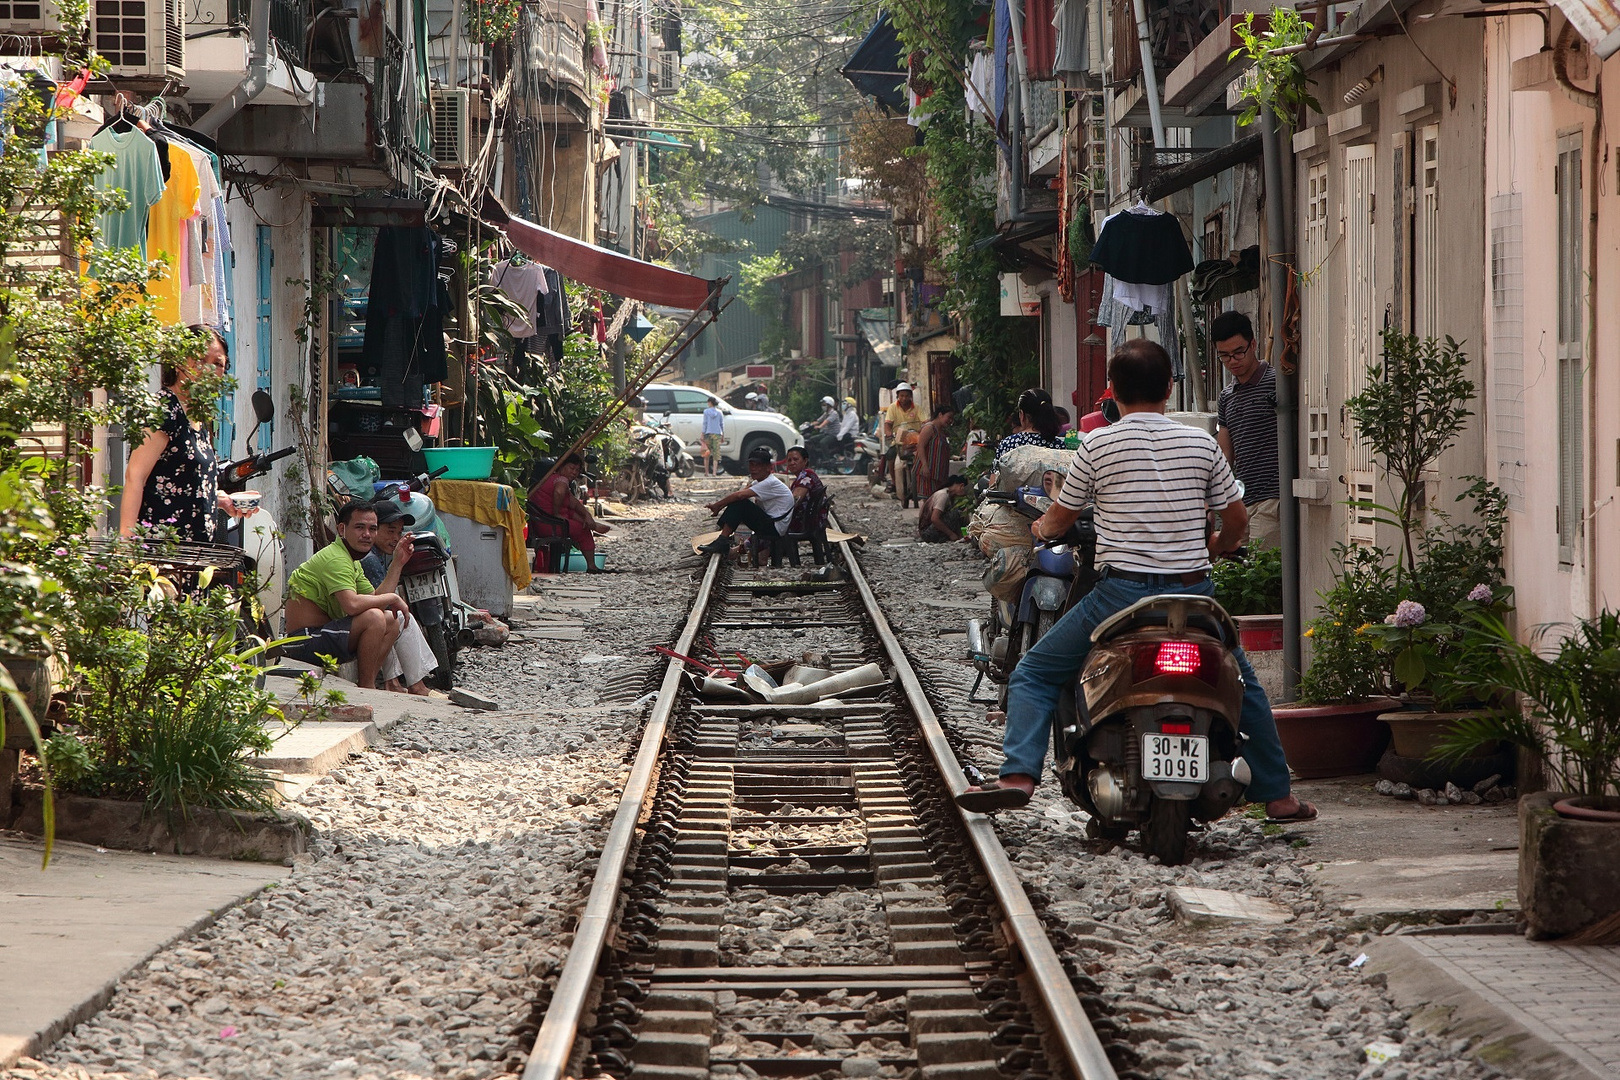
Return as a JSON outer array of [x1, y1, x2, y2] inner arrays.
[[957, 339, 1313, 823], [1213, 311, 1280, 549]]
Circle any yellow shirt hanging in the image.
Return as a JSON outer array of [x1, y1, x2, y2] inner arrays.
[[145, 148, 199, 325]]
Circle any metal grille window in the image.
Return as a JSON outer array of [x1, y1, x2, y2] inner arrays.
[[1343, 145, 1378, 546], [1556, 134, 1584, 567], [1303, 162, 1331, 472], [1489, 194, 1526, 511]]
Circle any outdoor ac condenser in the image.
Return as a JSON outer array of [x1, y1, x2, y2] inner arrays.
[[431, 88, 472, 170], [95, 0, 185, 81]]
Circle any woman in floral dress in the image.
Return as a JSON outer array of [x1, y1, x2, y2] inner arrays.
[[120, 329, 237, 542]]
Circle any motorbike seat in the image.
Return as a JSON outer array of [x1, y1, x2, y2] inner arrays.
[[1090, 593, 1237, 647]]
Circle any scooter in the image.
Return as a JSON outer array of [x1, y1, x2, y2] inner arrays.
[[965, 487, 1094, 710], [628, 419, 677, 498], [1052, 591, 1249, 865], [382, 429, 469, 690], [798, 420, 865, 475], [216, 389, 296, 634]]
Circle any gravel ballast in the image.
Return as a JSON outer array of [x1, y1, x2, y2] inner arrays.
[[7, 477, 1520, 1080]]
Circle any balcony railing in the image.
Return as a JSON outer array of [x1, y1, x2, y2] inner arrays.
[[228, 0, 309, 69]]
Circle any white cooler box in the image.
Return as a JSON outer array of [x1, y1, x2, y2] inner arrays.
[[439, 510, 512, 618]]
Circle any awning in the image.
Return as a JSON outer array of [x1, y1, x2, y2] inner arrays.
[[842, 13, 907, 111], [1550, 0, 1620, 56], [858, 309, 901, 367], [483, 195, 723, 310]]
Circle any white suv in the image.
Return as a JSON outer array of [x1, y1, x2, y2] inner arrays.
[[642, 383, 799, 474]]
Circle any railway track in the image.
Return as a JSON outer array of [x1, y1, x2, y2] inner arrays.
[[522, 526, 1123, 1080]]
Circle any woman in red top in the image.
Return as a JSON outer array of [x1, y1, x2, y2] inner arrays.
[[529, 453, 610, 572]]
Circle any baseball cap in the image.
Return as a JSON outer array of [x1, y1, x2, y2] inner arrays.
[[747, 444, 776, 465], [894, 381, 912, 392], [370, 499, 416, 526]]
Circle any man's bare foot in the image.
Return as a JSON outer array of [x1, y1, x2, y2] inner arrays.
[[384, 678, 406, 694], [985, 709, 1006, 726], [406, 680, 430, 696]]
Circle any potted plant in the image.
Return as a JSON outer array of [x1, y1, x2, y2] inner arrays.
[[1437, 611, 1620, 939], [1281, 331, 1508, 779], [1213, 544, 1284, 699]]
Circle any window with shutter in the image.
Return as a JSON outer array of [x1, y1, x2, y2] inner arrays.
[[1303, 163, 1331, 473], [1416, 125, 1440, 340], [1556, 134, 1584, 568], [1343, 145, 1377, 546]]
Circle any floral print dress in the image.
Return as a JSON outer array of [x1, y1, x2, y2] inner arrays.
[[137, 388, 219, 542]]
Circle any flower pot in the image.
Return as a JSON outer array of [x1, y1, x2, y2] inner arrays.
[[1272, 697, 1399, 779], [1, 654, 51, 751], [1378, 709, 1471, 758], [1519, 791, 1620, 939], [1234, 614, 1284, 702]]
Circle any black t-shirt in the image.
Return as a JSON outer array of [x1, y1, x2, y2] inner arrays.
[[1216, 364, 1280, 504]]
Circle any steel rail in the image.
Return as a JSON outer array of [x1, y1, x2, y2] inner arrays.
[[522, 554, 724, 1080], [831, 522, 1121, 1080]]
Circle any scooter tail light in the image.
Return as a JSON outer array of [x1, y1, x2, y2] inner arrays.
[[1129, 641, 1222, 686], [1154, 641, 1202, 675]]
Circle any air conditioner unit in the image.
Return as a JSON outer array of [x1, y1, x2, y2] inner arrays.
[[650, 48, 680, 96], [431, 88, 471, 169], [0, 0, 53, 36], [94, 0, 185, 81]]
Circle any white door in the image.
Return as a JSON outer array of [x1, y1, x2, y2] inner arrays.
[[1343, 143, 1378, 546]]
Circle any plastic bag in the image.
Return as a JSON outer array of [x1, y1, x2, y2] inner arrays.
[[328, 456, 381, 499], [968, 502, 1033, 555], [983, 545, 1032, 603], [991, 445, 1074, 492]]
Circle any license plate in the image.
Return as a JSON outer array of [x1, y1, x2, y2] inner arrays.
[[403, 573, 448, 601], [1142, 733, 1208, 782]]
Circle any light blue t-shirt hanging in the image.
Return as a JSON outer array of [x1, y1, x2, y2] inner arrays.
[[88, 125, 164, 260]]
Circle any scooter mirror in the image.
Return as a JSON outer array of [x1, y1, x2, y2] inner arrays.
[[251, 389, 275, 425], [403, 428, 424, 453]]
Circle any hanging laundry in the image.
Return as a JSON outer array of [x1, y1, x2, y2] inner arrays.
[[1189, 245, 1261, 305], [177, 142, 221, 326], [1088, 204, 1194, 285], [489, 257, 546, 338], [1098, 274, 1180, 376], [362, 226, 441, 407], [146, 144, 200, 324], [967, 50, 994, 121], [88, 125, 164, 261]]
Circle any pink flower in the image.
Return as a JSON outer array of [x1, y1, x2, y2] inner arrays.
[[1467, 583, 1493, 603], [1392, 600, 1427, 628]]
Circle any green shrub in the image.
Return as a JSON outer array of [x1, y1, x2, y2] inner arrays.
[[1211, 544, 1282, 616]]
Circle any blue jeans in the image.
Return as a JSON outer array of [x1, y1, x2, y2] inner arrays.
[[1000, 571, 1293, 803]]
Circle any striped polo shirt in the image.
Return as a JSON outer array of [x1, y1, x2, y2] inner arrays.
[[1056, 412, 1241, 574], [1216, 363, 1280, 504]]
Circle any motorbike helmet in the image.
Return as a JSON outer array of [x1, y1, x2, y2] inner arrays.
[[820, 395, 835, 407], [894, 381, 912, 392], [745, 392, 758, 401], [844, 396, 856, 406]]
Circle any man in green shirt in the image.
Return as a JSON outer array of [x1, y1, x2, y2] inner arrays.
[[283, 501, 410, 689]]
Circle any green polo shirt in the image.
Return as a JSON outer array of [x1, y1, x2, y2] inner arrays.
[[287, 540, 373, 621]]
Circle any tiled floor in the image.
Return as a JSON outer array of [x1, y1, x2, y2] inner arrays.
[[1405, 936, 1620, 1077]]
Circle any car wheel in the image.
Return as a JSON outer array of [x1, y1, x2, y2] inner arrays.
[[741, 434, 783, 467]]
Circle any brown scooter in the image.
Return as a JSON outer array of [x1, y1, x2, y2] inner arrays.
[[1052, 593, 1251, 864]]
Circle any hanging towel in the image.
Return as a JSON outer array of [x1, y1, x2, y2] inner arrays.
[[429, 479, 533, 591], [1089, 208, 1194, 285]]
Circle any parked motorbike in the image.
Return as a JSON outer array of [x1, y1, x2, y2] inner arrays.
[[628, 416, 688, 497], [216, 389, 296, 634], [381, 429, 467, 690], [965, 487, 1094, 710]]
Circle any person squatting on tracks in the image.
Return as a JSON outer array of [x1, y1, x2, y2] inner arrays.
[[699, 444, 795, 555]]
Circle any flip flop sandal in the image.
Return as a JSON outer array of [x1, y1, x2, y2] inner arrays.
[[955, 782, 1033, 813], [1265, 799, 1319, 824]]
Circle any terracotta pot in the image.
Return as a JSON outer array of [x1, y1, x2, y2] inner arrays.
[[1520, 792, 1620, 939], [1378, 709, 1470, 758], [1272, 697, 1399, 779]]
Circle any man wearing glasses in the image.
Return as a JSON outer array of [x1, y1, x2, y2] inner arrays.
[[1212, 311, 1280, 549]]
